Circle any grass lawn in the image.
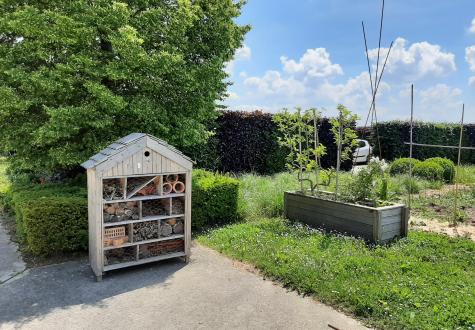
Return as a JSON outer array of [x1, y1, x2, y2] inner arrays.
[[198, 218, 475, 329]]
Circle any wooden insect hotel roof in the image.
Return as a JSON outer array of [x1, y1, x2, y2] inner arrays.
[[81, 133, 193, 171]]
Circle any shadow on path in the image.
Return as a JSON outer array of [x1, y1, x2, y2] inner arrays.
[[0, 258, 185, 327]]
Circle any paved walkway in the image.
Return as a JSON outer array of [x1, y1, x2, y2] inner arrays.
[[0, 244, 367, 330], [0, 218, 25, 284]]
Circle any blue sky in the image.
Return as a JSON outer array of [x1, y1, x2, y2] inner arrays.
[[224, 0, 475, 123]]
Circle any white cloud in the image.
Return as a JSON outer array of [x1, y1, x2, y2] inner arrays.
[[225, 44, 252, 75], [235, 44, 251, 61], [226, 42, 464, 123], [244, 70, 306, 96], [466, 45, 475, 71], [470, 18, 475, 34], [280, 48, 343, 78], [469, 76, 475, 87], [226, 91, 239, 100], [369, 38, 456, 81]]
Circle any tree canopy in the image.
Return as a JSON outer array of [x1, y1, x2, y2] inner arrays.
[[0, 0, 249, 172]]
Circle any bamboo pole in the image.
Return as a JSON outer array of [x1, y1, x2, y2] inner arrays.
[[454, 104, 465, 221], [335, 109, 343, 200], [408, 84, 414, 210]]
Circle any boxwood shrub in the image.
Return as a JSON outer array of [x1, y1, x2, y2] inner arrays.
[[192, 169, 240, 229], [22, 196, 88, 255], [426, 157, 455, 183], [389, 158, 421, 175], [413, 161, 444, 181]]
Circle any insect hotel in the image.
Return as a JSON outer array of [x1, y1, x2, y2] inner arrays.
[[81, 133, 192, 281]]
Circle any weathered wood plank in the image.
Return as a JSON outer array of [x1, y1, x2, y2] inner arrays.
[[286, 193, 379, 216], [286, 194, 375, 224], [288, 201, 374, 226], [382, 222, 401, 233], [381, 215, 402, 226], [286, 207, 373, 236], [381, 208, 402, 218], [285, 192, 405, 243]]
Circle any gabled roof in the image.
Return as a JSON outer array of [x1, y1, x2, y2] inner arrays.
[[81, 133, 193, 170]]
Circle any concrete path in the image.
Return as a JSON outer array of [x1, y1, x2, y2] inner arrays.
[[0, 217, 25, 284], [0, 244, 367, 330]]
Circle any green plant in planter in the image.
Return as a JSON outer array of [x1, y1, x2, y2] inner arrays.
[[274, 108, 326, 195], [330, 105, 359, 198]]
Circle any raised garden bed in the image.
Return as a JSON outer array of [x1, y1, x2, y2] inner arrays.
[[284, 191, 409, 243]]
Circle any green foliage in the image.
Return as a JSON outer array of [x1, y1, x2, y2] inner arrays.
[[413, 160, 444, 181], [341, 161, 385, 204], [192, 169, 240, 229], [369, 121, 475, 163], [389, 158, 421, 175], [5, 182, 87, 243], [0, 0, 249, 173], [426, 157, 455, 183], [330, 104, 359, 163], [199, 219, 475, 330], [274, 108, 326, 194], [22, 197, 88, 255], [238, 172, 300, 219]]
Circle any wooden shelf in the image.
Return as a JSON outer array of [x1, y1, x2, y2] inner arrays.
[[104, 251, 186, 271], [103, 214, 184, 227], [103, 193, 185, 204], [104, 234, 184, 250]]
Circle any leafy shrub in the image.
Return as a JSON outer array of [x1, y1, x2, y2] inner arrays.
[[426, 157, 455, 183], [413, 161, 444, 181], [192, 170, 240, 229], [22, 197, 88, 255], [389, 158, 421, 175], [5, 183, 87, 250]]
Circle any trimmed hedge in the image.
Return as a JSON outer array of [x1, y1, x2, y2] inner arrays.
[[22, 197, 88, 255], [190, 110, 354, 174], [363, 121, 475, 163], [3, 168, 240, 255], [413, 161, 444, 181], [426, 157, 455, 183], [389, 158, 421, 175], [192, 169, 240, 229]]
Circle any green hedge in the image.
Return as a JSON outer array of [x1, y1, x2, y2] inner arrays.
[[22, 197, 88, 255], [192, 169, 240, 229], [365, 121, 475, 163], [4, 183, 88, 255], [187, 110, 354, 174]]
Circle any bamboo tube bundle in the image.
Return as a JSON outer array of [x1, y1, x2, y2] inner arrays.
[[103, 179, 124, 200], [172, 181, 185, 193], [171, 198, 185, 215], [142, 199, 169, 217], [133, 221, 159, 242]]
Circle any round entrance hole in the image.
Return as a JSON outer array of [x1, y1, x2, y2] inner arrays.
[[144, 151, 150, 157]]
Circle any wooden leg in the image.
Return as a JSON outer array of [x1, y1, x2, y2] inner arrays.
[[96, 274, 103, 282], [185, 255, 190, 263]]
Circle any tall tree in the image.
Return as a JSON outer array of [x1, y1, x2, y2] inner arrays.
[[0, 0, 249, 172]]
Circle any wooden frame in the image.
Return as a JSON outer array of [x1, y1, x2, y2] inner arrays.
[[82, 134, 192, 281], [284, 191, 408, 243]]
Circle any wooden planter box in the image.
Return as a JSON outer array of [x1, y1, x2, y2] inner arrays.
[[284, 191, 409, 243]]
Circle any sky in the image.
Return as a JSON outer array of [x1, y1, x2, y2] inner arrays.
[[223, 0, 475, 124]]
